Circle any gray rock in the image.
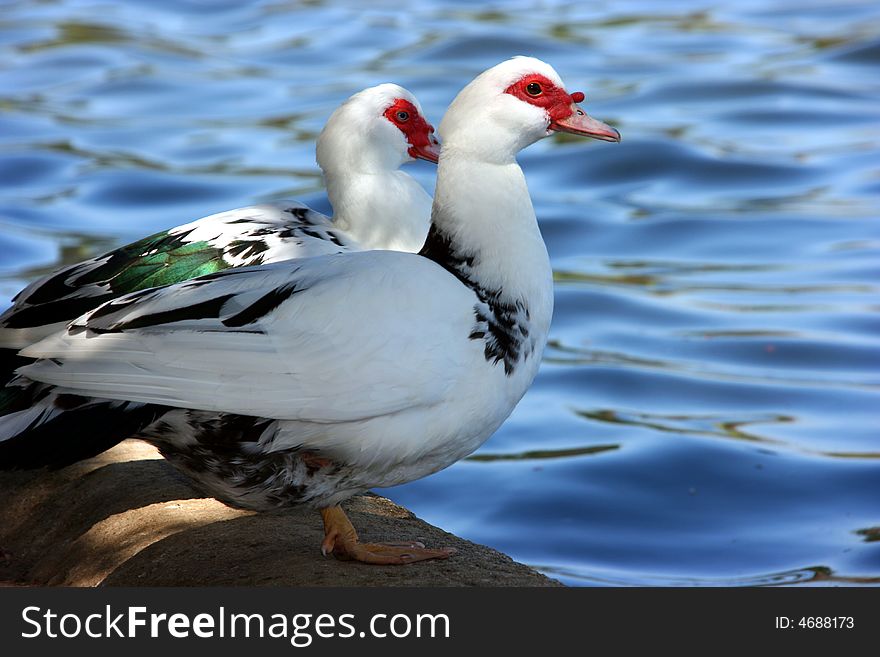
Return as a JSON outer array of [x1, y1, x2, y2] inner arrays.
[[0, 440, 561, 587]]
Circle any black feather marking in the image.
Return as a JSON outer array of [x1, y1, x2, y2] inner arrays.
[[420, 225, 532, 376], [182, 268, 242, 285], [222, 282, 303, 327], [325, 230, 345, 247], [84, 286, 157, 323], [298, 227, 324, 241], [1, 293, 116, 329], [11, 261, 91, 306], [53, 393, 90, 411], [187, 413, 274, 450], [248, 227, 278, 237], [285, 206, 312, 223], [99, 294, 236, 333], [478, 296, 530, 375], [146, 410, 346, 510], [418, 224, 475, 285], [226, 239, 269, 262], [274, 207, 347, 247]]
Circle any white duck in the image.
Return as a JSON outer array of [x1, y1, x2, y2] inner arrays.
[[0, 57, 619, 564], [0, 83, 438, 353]]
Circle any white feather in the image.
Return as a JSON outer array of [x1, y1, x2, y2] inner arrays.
[[20, 253, 482, 422]]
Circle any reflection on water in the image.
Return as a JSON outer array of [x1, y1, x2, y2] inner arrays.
[[575, 408, 792, 445], [467, 444, 620, 462], [855, 527, 880, 543], [1, 0, 879, 586], [538, 564, 880, 587], [576, 408, 880, 459]]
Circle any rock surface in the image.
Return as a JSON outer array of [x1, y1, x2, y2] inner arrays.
[[0, 440, 561, 587]]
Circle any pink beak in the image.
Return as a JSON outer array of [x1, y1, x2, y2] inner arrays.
[[550, 104, 621, 143], [409, 135, 442, 164]]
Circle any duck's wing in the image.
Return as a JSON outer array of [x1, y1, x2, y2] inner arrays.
[[0, 202, 352, 350], [18, 251, 476, 423]]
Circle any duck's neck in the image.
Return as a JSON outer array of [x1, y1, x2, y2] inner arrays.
[[326, 169, 432, 253], [420, 156, 553, 327]]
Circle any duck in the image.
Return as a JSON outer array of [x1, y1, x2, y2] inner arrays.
[[0, 83, 439, 358], [0, 57, 619, 564]]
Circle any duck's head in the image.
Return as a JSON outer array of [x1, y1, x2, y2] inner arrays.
[[439, 56, 620, 162], [317, 83, 440, 174]]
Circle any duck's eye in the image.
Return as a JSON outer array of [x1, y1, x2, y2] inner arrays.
[[526, 82, 543, 96], [396, 110, 409, 122]]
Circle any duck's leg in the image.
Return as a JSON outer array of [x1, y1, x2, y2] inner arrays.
[[320, 506, 455, 564]]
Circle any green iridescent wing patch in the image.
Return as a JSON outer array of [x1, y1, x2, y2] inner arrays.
[[3, 230, 236, 330], [75, 230, 229, 294]]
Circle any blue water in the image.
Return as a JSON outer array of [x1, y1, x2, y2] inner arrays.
[[2, 0, 879, 586]]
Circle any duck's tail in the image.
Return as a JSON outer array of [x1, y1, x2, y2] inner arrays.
[[0, 377, 167, 470]]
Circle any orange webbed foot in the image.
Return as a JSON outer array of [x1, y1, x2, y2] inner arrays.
[[320, 506, 455, 565]]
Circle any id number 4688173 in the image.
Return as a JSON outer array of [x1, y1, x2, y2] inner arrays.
[[775, 617, 854, 629]]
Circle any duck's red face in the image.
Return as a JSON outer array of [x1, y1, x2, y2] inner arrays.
[[504, 74, 620, 142], [384, 99, 442, 163]]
